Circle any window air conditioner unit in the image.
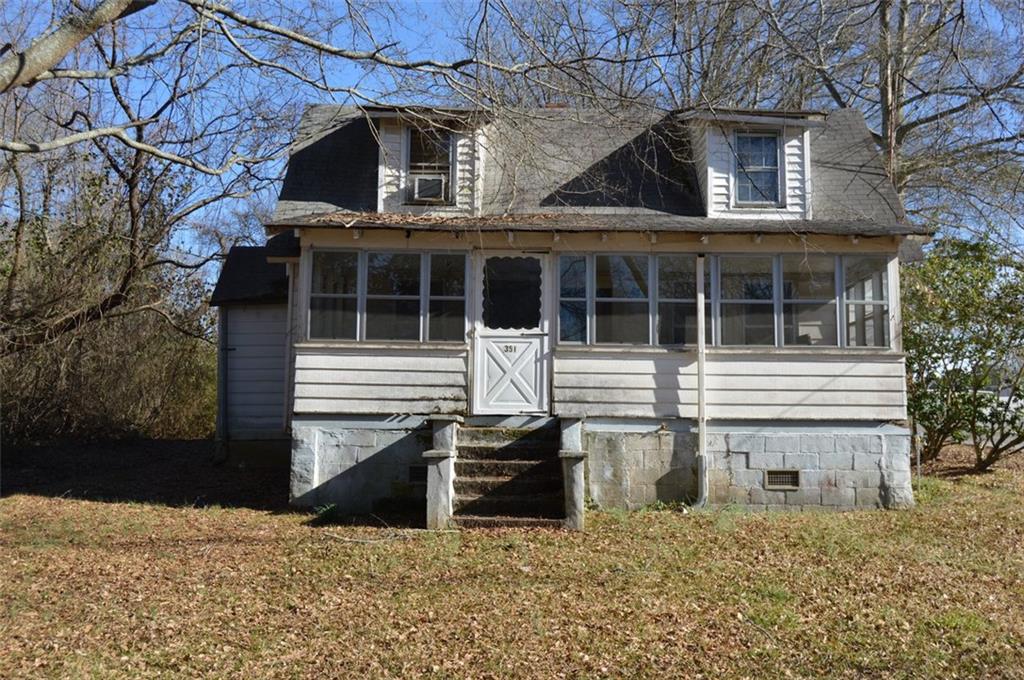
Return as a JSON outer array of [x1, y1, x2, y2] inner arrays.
[[412, 174, 447, 202]]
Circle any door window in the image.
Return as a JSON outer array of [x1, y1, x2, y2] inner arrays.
[[482, 257, 542, 330]]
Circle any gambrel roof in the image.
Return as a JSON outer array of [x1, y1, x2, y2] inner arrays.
[[269, 104, 926, 236]]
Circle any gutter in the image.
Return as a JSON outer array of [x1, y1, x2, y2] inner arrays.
[[694, 254, 709, 507]]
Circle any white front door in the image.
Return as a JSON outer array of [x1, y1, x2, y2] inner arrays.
[[472, 253, 551, 415]]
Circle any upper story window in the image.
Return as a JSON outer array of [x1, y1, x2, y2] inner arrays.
[[407, 128, 453, 205], [309, 251, 467, 342], [734, 132, 781, 206]]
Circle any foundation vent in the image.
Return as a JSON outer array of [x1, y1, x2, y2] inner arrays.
[[765, 470, 801, 490]]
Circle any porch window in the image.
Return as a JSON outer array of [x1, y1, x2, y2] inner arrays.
[[735, 133, 781, 206], [558, 255, 588, 342], [782, 254, 838, 346], [407, 128, 453, 204], [308, 251, 466, 342], [309, 251, 358, 339], [365, 253, 421, 340], [428, 254, 467, 340], [595, 254, 650, 344], [657, 255, 711, 345], [719, 255, 775, 345], [844, 256, 890, 347]]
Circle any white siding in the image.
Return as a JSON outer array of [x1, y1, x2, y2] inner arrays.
[[225, 305, 288, 436], [554, 352, 698, 418], [293, 346, 468, 414], [553, 350, 905, 420], [378, 122, 477, 215], [705, 125, 808, 219]]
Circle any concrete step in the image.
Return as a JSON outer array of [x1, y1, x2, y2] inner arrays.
[[455, 458, 559, 478], [454, 492, 565, 518], [454, 474, 562, 496], [457, 425, 560, 448], [457, 443, 558, 461], [453, 515, 565, 529]]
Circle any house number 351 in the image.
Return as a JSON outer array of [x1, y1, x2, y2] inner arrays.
[[501, 344, 517, 353]]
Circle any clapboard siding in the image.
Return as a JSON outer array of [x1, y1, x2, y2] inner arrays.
[[293, 346, 468, 414], [705, 125, 808, 219], [553, 353, 699, 418], [225, 305, 288, 435], [705, 353, 905, 419], [553, 350, 906, 420]]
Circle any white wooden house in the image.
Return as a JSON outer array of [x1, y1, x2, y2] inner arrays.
[[211, 105, 928, 528]]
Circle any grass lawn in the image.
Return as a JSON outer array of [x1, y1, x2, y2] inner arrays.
[[2, 443, 1024, 678]]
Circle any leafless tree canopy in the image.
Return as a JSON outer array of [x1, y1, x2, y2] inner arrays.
[[0, 0, 1022, 360]]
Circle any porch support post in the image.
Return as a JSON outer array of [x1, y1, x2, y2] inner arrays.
[[559, 418, 587, 531], [424, 415, 462, 530]]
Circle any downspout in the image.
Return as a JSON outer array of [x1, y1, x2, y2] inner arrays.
[[694, 254, 709, 507], [215, 306, 230, 462]]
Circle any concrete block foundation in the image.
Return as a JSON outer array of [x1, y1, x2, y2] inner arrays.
[[581, 419, 913, 511], [288, 416, 915, 520]]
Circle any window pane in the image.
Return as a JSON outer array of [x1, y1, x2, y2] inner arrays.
[[846, 303, 890, 347], [428, 299, 465, 341], [312, 252, 357, 295], [737, 135, 778, 168], [783, 255, 836, 300], [310, 297, 357, 339], [721, 303, 775, 345], [844, 256, 889, 302], [483, 256, 542, 330], [408, 128, 451, 170], [658, 301, 697, 345], [560, 255, 587, 298], [784, 302, 838, 346], [596, 255, 648, 299], [736, 170, 779, 204], [430, 254, 465, 297], [365, 298, 421, 340], [595, 301, 649, 343], [720, 256, 774, 300], [559, 300, 587, 342], [367, 253, 420, 296], [658, 255, 696, 299]]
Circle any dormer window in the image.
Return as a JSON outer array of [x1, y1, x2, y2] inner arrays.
[[734, 132, 781, 207], [407, 127, 453, 204]]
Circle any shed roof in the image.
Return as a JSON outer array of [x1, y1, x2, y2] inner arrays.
[[210, 246, 289, 307]]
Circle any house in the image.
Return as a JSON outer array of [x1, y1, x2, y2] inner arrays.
[[210, 104, 929, 528]]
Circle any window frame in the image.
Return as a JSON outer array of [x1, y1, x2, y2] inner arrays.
[[718, 254, 778, 347], [404, 126, 456, 206], [306, 248, 469, 343], [553, 251, 894, 351], [840, 254, 892, 349], [592, 253, 655, 345], [780, 254, 841, 348], [732, 131, 784, 208]]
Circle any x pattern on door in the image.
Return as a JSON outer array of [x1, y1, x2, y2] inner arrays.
[[481, 337, 542, 411]]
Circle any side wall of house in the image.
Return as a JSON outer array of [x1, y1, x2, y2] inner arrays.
[[222, 304, 289, 438]]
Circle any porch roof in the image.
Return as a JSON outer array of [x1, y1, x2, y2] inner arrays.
[[266, 209, 929, 237]]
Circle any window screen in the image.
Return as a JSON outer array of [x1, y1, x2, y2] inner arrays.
[[844, 256, 890, 347], [719, 255, 775, 345], [310, 252, 358, 339], [595, 255, 650, 344], [782, 254, 837, 346]]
